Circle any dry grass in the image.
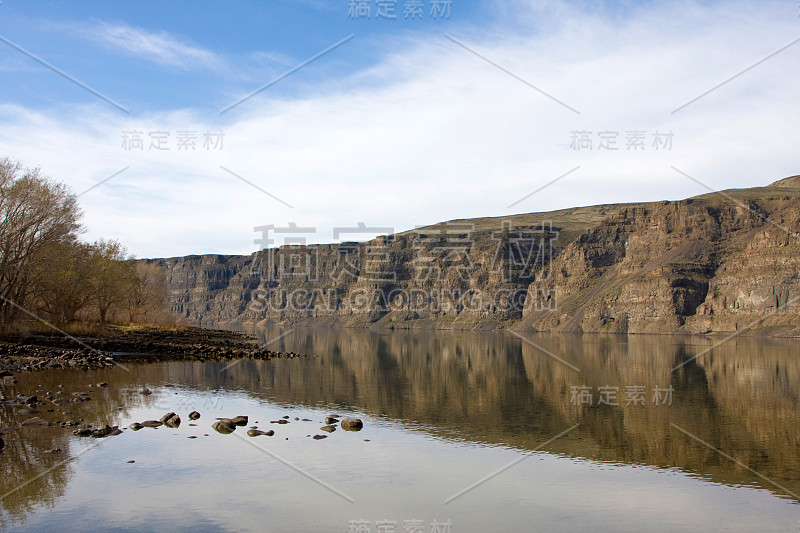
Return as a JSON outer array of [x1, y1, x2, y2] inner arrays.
[[1, 318, 184, 338], [399, 203, 637, 238], [0, 320, 106, 337], [112, 322, 191, 333]]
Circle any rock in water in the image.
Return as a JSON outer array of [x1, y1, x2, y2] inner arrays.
[[325, 416, 339, 425], [188, 411, 201, 420], [340, 418, 363, 431], [91, 425, 114, 438], [160, 412, 181, 428], [129, 423, 144, 431], [229, 416, 248, 426], [212, 419, 236, 434], [247, 429, 266, 437], [21, 417, 50, 427], [141, 420, 163, 428], [320, 425, 336, 433], [312, 434, 328, 440]]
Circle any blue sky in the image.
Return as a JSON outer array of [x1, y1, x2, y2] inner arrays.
[[1, 0, 798, 258], [2, 0, 492, 113]]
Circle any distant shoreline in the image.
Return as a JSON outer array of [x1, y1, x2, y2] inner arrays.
[[0, 325, 306, 374], [2, 318, 796, 377], [229, 318, 800, 338]]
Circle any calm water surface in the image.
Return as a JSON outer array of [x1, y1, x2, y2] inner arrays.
[[0, 327, 798, 532]]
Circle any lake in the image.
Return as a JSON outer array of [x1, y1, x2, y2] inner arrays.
[[1, 327, 798, 532]]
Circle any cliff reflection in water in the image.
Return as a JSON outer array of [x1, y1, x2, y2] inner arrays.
[[232, 326, 800, 501], [1, 327, 797, 527]]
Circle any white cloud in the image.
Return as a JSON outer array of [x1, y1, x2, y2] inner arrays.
[[82, 21, 223, 71], [2, 0, 798, 258], [249, 50, 296, 67]]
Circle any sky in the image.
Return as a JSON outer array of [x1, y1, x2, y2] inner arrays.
[[0, 0, 798, 258]]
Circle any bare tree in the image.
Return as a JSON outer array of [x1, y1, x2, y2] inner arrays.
[[124, 262, 168, 323], [0, 158, 82, 324], [30, 241, 95, 322], [89, 239, 135, 325]]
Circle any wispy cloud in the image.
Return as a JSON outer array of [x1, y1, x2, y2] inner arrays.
[[81, 21, 223, 71], [249, 50, 296, 67], [3, 1, 798, 259]]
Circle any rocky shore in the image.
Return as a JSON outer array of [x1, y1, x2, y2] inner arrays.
[[1, 387, 364, 451], [0, 326, 306, 374]]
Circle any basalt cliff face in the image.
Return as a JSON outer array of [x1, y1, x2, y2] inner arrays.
[[519, 177, 800, 335], [146, 176, 800, 335]]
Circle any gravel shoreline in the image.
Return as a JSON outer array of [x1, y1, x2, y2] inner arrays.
[[0, 326, 305, 374]]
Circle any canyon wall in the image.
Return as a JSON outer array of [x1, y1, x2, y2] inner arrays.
[[520, 178, 800, 335], [144, 177, 800, 336]]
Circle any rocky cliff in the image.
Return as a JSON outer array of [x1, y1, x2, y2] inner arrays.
[[519, 176, 800, 335], [144, 176, 800, 336]]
